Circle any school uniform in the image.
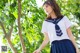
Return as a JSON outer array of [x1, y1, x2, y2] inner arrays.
[[41, 16, 76, 53]]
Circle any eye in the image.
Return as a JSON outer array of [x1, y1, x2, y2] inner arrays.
[[43, 4, 48, 9], [46, 5, 48, 8]]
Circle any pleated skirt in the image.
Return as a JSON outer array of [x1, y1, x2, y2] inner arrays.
[[50, 39, 76, 53]]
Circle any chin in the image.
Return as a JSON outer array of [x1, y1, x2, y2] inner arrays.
[[47, 12, 51, 15], [46, 13, 49, 15], [46, 12, 51, 15]]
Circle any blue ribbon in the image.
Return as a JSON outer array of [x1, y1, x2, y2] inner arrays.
[[45, 17, 63, 36]]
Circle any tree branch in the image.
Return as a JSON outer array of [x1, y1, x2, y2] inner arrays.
[[0, 21, 7, 36], [0, 21, 18, 53], [7, 24, 13, 39], [18, 0, 27, 53]]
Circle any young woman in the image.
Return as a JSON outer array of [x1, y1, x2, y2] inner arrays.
[[33, 0, 80, 53]]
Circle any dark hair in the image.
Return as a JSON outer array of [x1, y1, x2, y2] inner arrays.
[[43, 0, 63, 19]]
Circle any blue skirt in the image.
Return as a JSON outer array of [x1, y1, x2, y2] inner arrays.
[[50, 39, 76, 53]]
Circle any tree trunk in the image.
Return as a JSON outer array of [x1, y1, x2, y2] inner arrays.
[[18, 0, 27, 53], [0, 21, 18, 53], [7, 38, 18, 53]]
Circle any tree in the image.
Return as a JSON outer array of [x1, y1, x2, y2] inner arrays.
[[17, 0, 27, 53], [0, 0, 79, 53]]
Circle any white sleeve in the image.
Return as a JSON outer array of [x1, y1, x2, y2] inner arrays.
[[64, 16, 72, 29], [41, 21, 48, 33]]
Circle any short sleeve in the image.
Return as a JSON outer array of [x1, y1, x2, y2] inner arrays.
[[64, 16, 72, 29], [41, 21, 48, 33]]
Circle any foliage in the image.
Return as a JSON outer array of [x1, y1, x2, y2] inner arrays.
[[0, 0, 80, 53]]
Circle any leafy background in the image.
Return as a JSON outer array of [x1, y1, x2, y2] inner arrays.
[[0, 0, 80, 53]]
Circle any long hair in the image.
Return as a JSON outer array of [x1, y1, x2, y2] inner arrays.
[[43, 0, 63, 19]]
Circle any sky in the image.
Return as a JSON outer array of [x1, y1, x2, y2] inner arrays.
[[36, 0, 44, 7]]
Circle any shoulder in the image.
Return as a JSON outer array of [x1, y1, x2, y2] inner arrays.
[[41, 20, 47, 26], [42, 20, 48, 24], [63, 16, 67, 19], [62, 16, 71, 22], [63, 16, 69, 20]]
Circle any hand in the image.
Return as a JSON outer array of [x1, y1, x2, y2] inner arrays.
[[76, 48, 80, 53], [33, 49, 41, 53]]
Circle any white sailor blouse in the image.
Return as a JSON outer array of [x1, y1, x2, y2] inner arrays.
[[41, 16, 72, 45]]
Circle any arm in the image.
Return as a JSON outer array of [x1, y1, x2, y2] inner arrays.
[[67, 27, 80, 53], [38, 32, 49, 51], [33, 32, 49, 53]]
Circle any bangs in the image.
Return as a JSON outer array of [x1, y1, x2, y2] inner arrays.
[[42, 1, 51, 7], [42, 0, 63, 19]]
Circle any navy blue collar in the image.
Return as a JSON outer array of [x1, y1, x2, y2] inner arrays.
[[45, 17, 63, 24], [45, 17, 63, 36]]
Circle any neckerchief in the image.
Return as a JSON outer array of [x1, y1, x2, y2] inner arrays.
[[45, 17, 63, 36]]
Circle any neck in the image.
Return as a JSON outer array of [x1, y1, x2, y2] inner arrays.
[[50, 11, 57, 19]]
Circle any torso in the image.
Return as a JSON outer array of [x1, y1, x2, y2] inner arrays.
[[44, 17, 70, 45]]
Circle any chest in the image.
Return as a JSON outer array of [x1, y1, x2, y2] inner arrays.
[[46, 20, 66, 32]]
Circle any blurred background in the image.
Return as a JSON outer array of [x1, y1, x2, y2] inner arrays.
[[0, 0, 80, 53]]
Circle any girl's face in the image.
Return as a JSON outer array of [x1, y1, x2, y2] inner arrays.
[[43, 4, 53, 15]]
